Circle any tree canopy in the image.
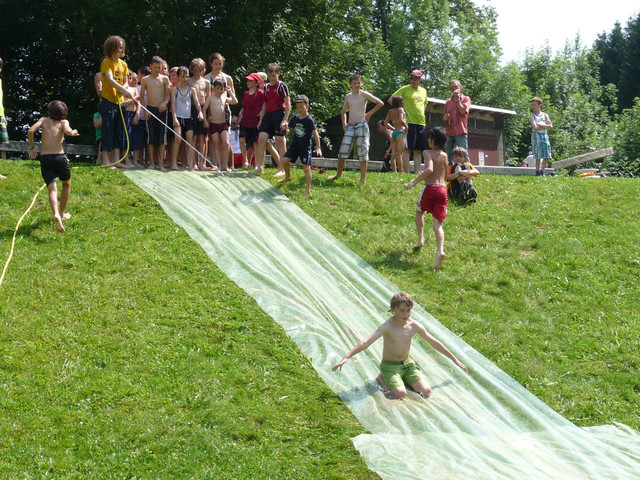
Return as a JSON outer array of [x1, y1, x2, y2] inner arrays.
[[0, 1, 638, 174]]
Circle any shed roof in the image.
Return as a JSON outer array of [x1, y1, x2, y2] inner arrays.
[[426, 97, 517, 117]]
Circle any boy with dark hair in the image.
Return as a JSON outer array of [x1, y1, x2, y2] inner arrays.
[[404, 127, 449, 269], [140, 56, 171, 170], [333, 291, 467, 400], [28, 100, 79, 233], [278, 95, 322, 196]]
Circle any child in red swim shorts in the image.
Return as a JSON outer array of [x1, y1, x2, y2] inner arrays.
[[404, 126, 449, 270]]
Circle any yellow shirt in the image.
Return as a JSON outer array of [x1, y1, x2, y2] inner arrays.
[[100, 57, 128, 104], [392, 84, 427, 126]]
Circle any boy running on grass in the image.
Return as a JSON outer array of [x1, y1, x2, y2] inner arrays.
[[28, 100, 79, 233], [404, 126, 449, 269], [332, 291, 467, 400]]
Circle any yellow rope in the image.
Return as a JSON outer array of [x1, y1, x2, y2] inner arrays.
[[0, 183, 47, 290], [102, 97, 131, 168]]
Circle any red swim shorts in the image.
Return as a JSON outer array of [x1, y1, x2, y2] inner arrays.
[[417, 184, 448, 221]]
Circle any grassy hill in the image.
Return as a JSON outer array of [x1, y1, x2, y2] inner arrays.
[[1, 160, 638, 479]]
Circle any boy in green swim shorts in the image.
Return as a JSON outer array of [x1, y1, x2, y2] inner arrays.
[[332, 291, 467, 399]]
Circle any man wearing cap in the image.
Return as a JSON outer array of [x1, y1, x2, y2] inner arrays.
[[389, 70, 428, 173], [443, 80, 471, 164]]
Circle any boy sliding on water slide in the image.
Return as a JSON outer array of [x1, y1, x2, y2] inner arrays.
[[28, 100, 79, 233], [333, 291, 467, 400]]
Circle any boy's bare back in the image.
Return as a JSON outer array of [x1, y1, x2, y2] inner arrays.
[[422, 149, 448, 185], [37, 118, 72, 155]]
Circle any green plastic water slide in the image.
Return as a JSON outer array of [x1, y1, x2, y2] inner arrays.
[[127, 169, 640, 480]]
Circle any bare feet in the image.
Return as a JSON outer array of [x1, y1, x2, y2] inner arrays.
[[274, 170, 285, 178], [54, 215, 65, 233], [302, 190, 310, 197], [328, 173, 341, 180], [277, 177, 292, 184], [433, 251, 446, 270], [413, 242, 424, 249], [62, 212, 72, 220], [254, 167, 264, 174], [376, 374, 389, 393]]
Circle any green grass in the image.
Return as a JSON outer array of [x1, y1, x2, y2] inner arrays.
[[0, 160, 373, 479], [1, 159, 639, 478]]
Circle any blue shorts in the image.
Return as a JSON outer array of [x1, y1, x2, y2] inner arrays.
[[406, 123, 427, 151], [284, 144, 312, 165], [130, 119, 143, 151], [100, 98, 125, 152], [531, 131, 551, 159]]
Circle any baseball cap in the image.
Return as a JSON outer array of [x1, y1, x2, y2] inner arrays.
[[410, 70, 423, 79], [294, 94, 310, 105], [244, 73, 263, 83]]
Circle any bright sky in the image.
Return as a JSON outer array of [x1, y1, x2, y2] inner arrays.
[[473, 0, 639, 63]]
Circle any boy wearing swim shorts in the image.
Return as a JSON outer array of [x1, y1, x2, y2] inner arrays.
[[332, 291, 467, 400], [404, 127, 449, 270], [28, 100, 79, 233]]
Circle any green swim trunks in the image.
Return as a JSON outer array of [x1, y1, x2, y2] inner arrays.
[[380, 358, 426, 390]]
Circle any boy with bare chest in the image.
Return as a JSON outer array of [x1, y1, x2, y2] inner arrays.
[[188, 58, 210, 170], [333, 291, 467, 400], [140, 56, 170, 170], [203, 80, 237, 170]]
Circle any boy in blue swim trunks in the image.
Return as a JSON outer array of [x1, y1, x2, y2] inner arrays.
[[333, 291, 467, 400], [28, 100, 79, 233], [277, 95, 322, 196]]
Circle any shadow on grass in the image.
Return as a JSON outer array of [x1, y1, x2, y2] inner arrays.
[[0, 219, 49, 241]]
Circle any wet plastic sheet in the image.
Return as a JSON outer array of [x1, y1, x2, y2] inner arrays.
[[126, 170, 640, 479]]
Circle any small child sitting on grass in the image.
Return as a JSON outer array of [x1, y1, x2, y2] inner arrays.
[[332, 291, 467, 400]]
